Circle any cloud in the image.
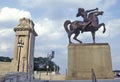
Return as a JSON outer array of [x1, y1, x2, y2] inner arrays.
[[112, 55, 120, 70], [104, 18, 120, 37], [112, 55, 120, 63], [34, 18, 64, 41], [102, 0, 117, 9], [0, 28, 13, 37], [0, 28, 14, 53], [0, 7, 31, 22], [35, 18, 54, 36], [18, 0, 117, 10], [18, 0, 118, 22], [19, 0, 101, 7], [0, 42, 11, 52]]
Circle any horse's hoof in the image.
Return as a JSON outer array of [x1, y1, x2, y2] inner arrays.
[[79, 41, 82, 43], [103, 31, 105, 33], [69, 42, 73, 44], [81, 31, 84, 33]]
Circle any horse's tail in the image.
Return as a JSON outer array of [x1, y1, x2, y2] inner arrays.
[[64, 20, 71, 34]]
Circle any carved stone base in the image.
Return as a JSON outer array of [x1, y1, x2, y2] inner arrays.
[[67, 43, 114, 80]]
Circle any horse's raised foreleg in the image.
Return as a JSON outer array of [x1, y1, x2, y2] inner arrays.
[[73, 31, 82, 43], [91, 32, 95, 43], [98, 23, 106, 33]]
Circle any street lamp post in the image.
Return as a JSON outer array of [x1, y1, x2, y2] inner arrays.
[[46, 51, 55, 75], [46, 65, 49, 75], [17, 39, 24, 72]]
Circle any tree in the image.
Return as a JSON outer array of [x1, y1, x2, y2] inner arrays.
[[0, 56, 12, 62], [34, 57, 60, 72]]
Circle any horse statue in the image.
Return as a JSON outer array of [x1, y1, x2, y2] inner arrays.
[[64, 10, 106, 43]]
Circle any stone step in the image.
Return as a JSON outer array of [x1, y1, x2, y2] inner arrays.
[[0, 75, 5, 82], [33, 79, 120, 82]]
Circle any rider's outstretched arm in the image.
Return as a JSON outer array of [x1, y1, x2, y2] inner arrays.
[[86, 8, 98, 13]]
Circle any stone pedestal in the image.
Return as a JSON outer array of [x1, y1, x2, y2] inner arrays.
[[67, 43, 114, 80]]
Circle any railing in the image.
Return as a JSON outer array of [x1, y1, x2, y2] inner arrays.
[[0, 72, 28, 82]]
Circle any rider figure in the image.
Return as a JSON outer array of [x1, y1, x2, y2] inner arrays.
[[76, 7, 98, 33]]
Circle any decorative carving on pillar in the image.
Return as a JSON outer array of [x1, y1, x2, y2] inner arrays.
[[14, 17, 37, 36]]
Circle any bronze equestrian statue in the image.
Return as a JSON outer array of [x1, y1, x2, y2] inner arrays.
[[64, 8, 106, 43]]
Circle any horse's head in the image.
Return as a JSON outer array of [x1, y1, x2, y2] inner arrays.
[[94, 11, 104, 16]]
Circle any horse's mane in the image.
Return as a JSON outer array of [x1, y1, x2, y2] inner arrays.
[[88, 12, 95, 18], [88, 11, 100, 19], [88, 11, 103, 18]]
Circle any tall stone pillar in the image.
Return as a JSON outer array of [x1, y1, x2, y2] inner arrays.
[[12, 18, 37, 74]]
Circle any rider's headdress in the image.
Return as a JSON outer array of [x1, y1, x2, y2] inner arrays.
[[78, 8, 84, 12]]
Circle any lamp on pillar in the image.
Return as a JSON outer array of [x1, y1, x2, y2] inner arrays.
[[17, 39, 24, 72]]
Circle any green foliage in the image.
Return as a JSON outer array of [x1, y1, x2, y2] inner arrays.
[[34, 57, 60, 71], [0, 56, 12, 62]]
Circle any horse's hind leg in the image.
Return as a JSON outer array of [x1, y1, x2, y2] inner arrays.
[[91, 32, 95, 43], [73, 31, 82, 43], [68, 32, 72, 43]]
